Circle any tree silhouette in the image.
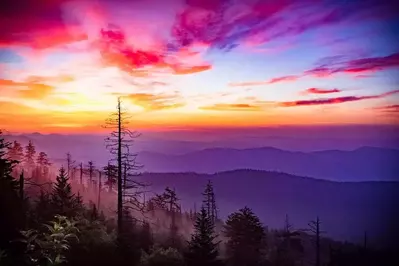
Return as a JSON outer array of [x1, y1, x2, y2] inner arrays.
[[66, 152, 76, 180], [36, 151, 51, 178], [51, 167, 79, 217], [309, 216, 325, 266], [202, 179, 218, 224], [85, 160, 96, 189], [155, 187, 182, 248], [24, 140, 36, 170], [224, 207, 266, 266], [275, 214, 304, 266], [0, 131, 24, 250], [7, 140, 24, 161], [103, 97, 142, 239], [185, 207, 220, 266], [103, 162, 118, 193]]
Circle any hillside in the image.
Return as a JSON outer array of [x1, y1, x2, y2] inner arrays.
[[137, 169, 399, 248]]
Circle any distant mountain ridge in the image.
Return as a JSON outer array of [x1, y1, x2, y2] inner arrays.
[[4, 133, 398, 181], [138, 169, 399, 248], [138, 146, 399, 181]]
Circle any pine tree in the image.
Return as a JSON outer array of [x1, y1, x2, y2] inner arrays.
[[185, 207, 220, 266], [51, 167, 77, 217], [224, 207, 266, 266], [24, 140, 36, 169], [202, 180, 218, 224]]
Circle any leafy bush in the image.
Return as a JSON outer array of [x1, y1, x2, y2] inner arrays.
[[140, 246, 185, 266]]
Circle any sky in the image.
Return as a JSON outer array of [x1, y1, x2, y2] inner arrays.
[[0, 0, 399, 133]]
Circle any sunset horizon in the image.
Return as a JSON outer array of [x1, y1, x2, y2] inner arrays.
[[1, 0, 398, 134]]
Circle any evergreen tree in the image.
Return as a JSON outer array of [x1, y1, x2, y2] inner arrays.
[[224, 207, 266, 266], [185, 207, 220, 266], [51, 167, 77, 217], [24, 140, 36, 169]]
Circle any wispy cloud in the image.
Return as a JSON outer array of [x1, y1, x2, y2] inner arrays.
[[304, 88, 341, 94], [372, 104, 399, 113], [229, 75, 299, 87], [280, 89, 399, 107], [305, 52, 399, 77], [200, 103, 263, 111], [250, 52, 399, 85], [0, 79, 54, 99], [125, 93, 185, 111]]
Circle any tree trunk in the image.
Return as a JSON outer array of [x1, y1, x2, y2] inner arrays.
[[117, 98, 123, 239]]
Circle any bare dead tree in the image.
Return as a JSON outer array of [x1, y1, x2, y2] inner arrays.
[[102, 97, 146, 238], [309, 216, 325, 266], [79, 162, 83, 186], [98, 169, 102, 210], [153, 187, 181, 247], [84, 160, 96, 189], [66, 152, 76, 180], [202, 179, 218, 224]]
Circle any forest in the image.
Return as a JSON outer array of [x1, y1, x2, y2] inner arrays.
[[0, 100, 397, 266]]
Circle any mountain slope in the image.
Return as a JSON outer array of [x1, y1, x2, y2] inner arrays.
[[138, 170, 399, 248]]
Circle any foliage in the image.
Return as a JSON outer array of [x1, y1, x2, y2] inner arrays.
[[185, 207, 220, 266], [224, 207, 266, 266], [140, 247, 185, 266], [19, 215, 79, 266]]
